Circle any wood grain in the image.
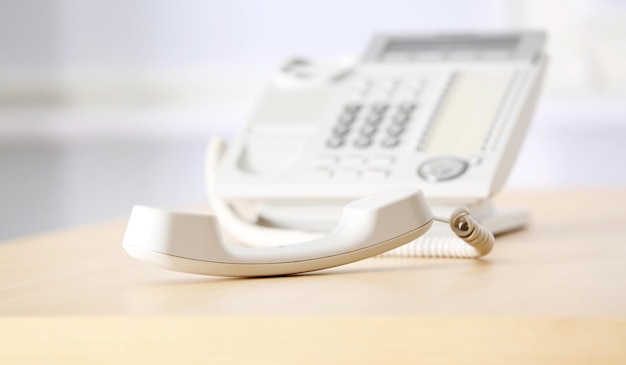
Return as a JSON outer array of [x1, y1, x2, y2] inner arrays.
[[1, 316, 625, 365]]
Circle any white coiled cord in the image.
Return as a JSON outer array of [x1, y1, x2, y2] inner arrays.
[[383, 207, 494, 258], [447, 207, 494, 257]]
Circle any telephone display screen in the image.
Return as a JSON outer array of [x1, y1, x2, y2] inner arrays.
[[379, 36, 520, 61]]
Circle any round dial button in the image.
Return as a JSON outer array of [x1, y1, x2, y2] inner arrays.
[[417, 157, 468, 182]]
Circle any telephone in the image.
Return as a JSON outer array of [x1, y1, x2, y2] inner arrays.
[[215, 32, 547, 242], [123, 31, 547, 277]]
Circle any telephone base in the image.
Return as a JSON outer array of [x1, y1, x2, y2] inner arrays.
[[475, 207, 530, 236]]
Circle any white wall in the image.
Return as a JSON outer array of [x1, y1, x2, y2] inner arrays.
[[0, 0, 511, 102]]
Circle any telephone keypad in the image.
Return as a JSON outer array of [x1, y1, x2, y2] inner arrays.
[[325, 76, 425, 151], [359, 125, 378, 137]]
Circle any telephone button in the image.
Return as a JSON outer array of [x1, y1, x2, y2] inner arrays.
[[381, 137, 400, 148], [359, 125, 378, 137], [344, 103, 362, 114], [354, 137, 372, 149], [387, 125, 405, 137], [393, 113, 411, 125], [418, 157, 468, 182], [371, 103, 389, 115], [333, 124, 351, 137], [398, 103, 417, 113], [338, 113, 356, 125], [365, 114, 383, 125], [326, 137, 345, 149]]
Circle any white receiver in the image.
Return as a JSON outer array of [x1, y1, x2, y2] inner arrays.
[[123, 187, 434, 277]]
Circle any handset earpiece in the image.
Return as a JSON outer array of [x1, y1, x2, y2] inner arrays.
[[123, 187, 433, 277]]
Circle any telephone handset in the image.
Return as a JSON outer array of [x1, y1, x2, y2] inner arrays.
[[124, 187, 434, 277]]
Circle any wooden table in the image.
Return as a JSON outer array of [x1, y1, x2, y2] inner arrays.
[[1, 188, 626, 364]]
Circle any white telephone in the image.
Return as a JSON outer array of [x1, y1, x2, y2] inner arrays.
[[216, 32, 546, 243], [123, 31, 547, 277]]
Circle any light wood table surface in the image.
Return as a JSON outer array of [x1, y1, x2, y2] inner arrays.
[[1, 188, 626, 364]]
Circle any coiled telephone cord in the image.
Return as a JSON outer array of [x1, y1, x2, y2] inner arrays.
[[386, 208, 494, 258]]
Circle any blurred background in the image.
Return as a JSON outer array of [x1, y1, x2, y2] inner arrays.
[[1, 0, 625, 241]]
